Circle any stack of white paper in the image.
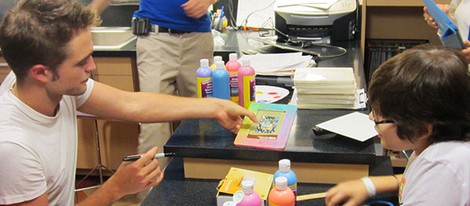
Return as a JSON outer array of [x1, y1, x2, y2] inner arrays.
[[239, 52, 313, 76], [293, 67, 365, 109]]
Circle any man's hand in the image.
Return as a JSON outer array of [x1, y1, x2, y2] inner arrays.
[[105, 147, 164, 199], [210, 99, 258, 133], [461, 41, 470, 63], [181, 0, 215, 18], [423, 4, 449, 29]]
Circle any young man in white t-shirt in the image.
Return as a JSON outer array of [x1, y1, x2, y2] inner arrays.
[[324, 45, 470, 206], [0, 0, 257, 205]]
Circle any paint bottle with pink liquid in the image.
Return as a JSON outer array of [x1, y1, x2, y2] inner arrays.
[[236, 180, 262, 206], [225, 53, 241, 104], [238, 59, 255, 108]]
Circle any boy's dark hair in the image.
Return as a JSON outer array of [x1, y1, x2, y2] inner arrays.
[[368, 45, 470, 143], [0, 0, 100, 85]]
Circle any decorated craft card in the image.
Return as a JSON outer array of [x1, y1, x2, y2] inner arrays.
[[234, 103, 297, 150]]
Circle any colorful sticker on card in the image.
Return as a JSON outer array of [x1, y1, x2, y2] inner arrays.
[[234, 103, 297, 151]]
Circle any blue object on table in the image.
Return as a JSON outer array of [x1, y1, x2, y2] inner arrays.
[[212, 61, 230, 100], [365, 200, 395, 206], [424, 0, 465, 49]]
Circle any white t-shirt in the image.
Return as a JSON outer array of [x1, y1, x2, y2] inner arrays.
[[0, 72, 94, 205], [399, 141, 470, 205], [450, 0, 470, 42]]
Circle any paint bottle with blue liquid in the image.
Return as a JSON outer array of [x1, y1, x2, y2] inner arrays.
[[211, 56, 223, 70], [212, 60, 230, 100], [274, 159, 297, 196]]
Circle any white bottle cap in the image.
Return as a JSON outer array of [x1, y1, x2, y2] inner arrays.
[[232, 190, 245, 204], [241, 59, 250, 67], [241, 180, 255, 195], [229, 53, 238, 61], [214, 56, 223, 62], [200, 59, 209, 67], [215, 60, 225, 70], [279, 159, 291, 172], [275, 176, 288, 190]]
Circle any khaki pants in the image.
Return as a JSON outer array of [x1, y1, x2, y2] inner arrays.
[[136, 31, 214, 168]]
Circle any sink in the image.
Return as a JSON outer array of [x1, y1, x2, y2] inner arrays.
[[91, 27, 136, 50]]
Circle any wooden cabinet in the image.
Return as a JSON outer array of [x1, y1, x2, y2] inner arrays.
[[0, 57, 11, 83], [77, 57, 140, 170], [360, 0, 450, 57]]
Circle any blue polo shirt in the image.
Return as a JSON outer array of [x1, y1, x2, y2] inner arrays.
[[134, 0, 211, 32]]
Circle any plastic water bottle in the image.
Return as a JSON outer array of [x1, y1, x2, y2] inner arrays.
[[237, 180, 262, 206], [238, 59, 255, 108], [212, 60, 230, 100], [196, 59, 212, 98], [268, 176, 295, 206], [211, 55, 223, 70], [225, 53, 241, 104], [274, 159, 298, 196]]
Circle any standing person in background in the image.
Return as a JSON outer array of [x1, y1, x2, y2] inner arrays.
[[325, 45, 470, 206], [92, 0, 217, 174], [0, 0, 256, 205], [423, 0, 470, 62]]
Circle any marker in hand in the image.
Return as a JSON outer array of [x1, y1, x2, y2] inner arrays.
[[122, 152, 177, 161]]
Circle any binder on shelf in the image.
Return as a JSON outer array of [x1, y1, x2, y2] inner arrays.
[[424, 0, 465, 49], [364, 39, 428, 84]]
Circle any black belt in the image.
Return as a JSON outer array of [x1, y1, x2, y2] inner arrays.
[[154, 25, 190, 34]]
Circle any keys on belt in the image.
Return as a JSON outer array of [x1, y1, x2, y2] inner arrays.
[[132, 17, 189, 35]]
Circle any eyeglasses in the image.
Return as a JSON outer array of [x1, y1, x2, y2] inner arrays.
[[371, 111, 395, 125], [373, 119, 395, 125]]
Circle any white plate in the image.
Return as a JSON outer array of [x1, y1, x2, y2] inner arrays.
[[255, 85, 290, 103]]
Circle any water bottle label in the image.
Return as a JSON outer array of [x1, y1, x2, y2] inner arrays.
[[242, 74, 255, 108], [229, 74, 239, 103], [197, 77, 212, 98], [250, 77, 256, 101], [289, 183, 297, 196]]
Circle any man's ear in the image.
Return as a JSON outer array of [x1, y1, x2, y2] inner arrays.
[[30, 64, 50, 83], [418, 123, 434, 141], [416, 123, 434, 141], [426, 124, 433, 136]]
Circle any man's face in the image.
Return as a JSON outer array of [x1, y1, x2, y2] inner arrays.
[[45, 28, 96, 97]]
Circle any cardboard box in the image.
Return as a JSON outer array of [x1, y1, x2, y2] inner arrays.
[[216, 167, 274, 206]]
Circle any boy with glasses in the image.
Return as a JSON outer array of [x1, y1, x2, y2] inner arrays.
[[326, 45, 470, 206]]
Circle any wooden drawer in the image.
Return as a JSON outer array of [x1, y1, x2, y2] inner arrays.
[[93, 57, 135, 76]]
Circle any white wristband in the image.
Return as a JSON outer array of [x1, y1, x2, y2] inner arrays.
[[361, 177, 376, 197]]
